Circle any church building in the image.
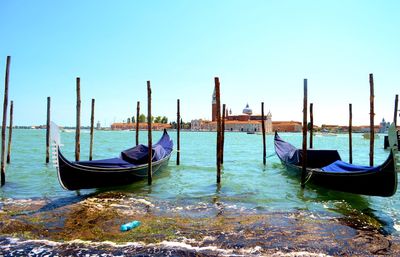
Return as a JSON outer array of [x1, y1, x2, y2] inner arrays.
[[191, 88, 273, 133]]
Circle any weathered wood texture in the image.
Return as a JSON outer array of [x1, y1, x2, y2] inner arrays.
[[89, 98, 95, 161], [6, 100, 13, 164], [394, 94, 398, 126], [309, 103, 313, 149], [1, 56, 10, 186], [136, 101, 140, 146], [221, 103, 225, 164], [301, 79, 308, 188], [177, 99, 180, 165], [261, 102, 266, 165], [349, 103, 353, 164], [369, 74, 374, 166], [75, 77, 81, 161], [215, 77, 222, 184], [46, 97, 50, 163], [147, 81, 152, 185]]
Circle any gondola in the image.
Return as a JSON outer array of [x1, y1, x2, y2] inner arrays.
[[274, 123, 398, 197], [51, 123, 173, 190]]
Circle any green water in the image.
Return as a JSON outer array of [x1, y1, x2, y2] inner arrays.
[[1, 129, 399, 232]]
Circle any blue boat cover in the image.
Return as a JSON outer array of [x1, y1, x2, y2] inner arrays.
[[76, 158, 135, 168], [121, 130, 173, 164], [274, 134, 300, 165], [322, 160, 380, 173], [274, 132, 380, 173], [75, 130, 173, 167]]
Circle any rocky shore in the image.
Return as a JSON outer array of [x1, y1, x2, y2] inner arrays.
[[1, 192, 399, 256]]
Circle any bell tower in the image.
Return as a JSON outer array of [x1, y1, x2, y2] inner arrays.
[[212, 87, 217, 121]]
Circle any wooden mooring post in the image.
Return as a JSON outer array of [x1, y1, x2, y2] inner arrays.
[[75, 77, 81, 162], [349, 103, 353, 164], [177, 99, 180, 165], [147, 81, 152, 185], [369, 74, 374, 167], [309, 103, 313, 149], [1, 56, 10, 187], [394, 94, 398, 126], [136, 101, 140, 146], [89, 98, 95, 161], [301, 79, 308, 188], [46, 97, 50, 163], [215, 77, 222, 184], [6, 100, 13, 164], [221, 103, 226, 164], [261, 102, 266, 165]]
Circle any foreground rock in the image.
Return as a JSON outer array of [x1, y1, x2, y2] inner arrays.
[[0, 192, 398, 256]]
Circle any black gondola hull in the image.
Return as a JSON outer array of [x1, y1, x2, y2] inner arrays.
[[57, 151, 171, 190], [54, 130, 173, 191], [281, 154, 397, 197], [275, 132, 398, 197]]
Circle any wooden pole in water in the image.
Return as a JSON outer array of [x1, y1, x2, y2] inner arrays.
[[6, 100, 13, 164], [136, 101, 140, 146], [89, 98, 95, 161], [369, 74, 374, 166], [349, 103, 353, 164], [45, 97, 50, 163], [177, 99, 180, 165], [261, 102, 266, 165], [1, 56, 10, 187], [309, 103, 313, 149], [221, 103, 226, 164], [147, 81, 152, 185], [301, 79, 308, 188], [215, 77, 222, 184], [394, 94, 398, 127], [75, 77, 81, 161]]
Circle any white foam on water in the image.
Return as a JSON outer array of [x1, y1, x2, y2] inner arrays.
[[156, 240, 234, 255], [133, 198, 154, 207], [0, 237, 335, 257], [394, 223, 400, 231], [270, 251, 333, 257]]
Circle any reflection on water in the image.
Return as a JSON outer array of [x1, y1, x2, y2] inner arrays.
[[0, 129, 399, 233]]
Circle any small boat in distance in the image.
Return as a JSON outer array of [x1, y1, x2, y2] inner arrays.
[[274, 123, 398, 197], [51, 122, 173, 190]]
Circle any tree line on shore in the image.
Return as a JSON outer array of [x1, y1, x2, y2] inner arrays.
[[124, 115, 191, 129]]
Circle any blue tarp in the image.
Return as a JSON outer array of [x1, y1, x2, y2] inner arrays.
[[75, 130, 173, 168], [121, 144, 152, 165], [121, 131, 172, 164], [76, 158, 134, 168], [322, 160, 380, 173]]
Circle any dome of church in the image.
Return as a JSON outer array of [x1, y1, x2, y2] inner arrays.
[[242, 103, 252, 115]]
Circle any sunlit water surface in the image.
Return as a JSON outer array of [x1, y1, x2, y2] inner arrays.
[[1, 129, 399, 233]]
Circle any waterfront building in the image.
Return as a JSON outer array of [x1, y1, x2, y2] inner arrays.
[[272, 121, 302, 132], [192, 88, 276, 132], [110, 122, 171, 130], [379, 118, 390, 133]]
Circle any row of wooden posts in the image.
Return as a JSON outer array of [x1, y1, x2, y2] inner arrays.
[[214, 77, 268, 183], [41, 79, 183, 186], [301, 76, 399, 187], [1, 54, 398, 188]]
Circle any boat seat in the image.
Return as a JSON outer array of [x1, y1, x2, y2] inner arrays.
[[298, 149, 341, 168]]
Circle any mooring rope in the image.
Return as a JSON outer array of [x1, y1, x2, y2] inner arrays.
[[266, 153, 276, 158], [303, 169, 315, 185]]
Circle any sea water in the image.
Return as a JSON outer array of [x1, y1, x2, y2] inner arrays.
[[0, 129, 399, 232]]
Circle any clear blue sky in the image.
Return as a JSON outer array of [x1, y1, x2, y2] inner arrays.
[[1, 0, 399, 126]]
